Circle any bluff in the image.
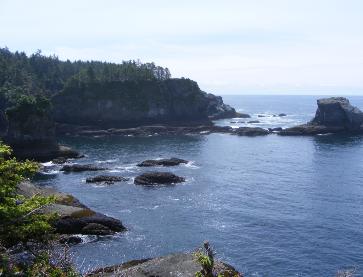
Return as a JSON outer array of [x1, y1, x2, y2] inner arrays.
[[0, 96, 79, 161], [280, 97, 363, 135], [52, 79, 238, 127]]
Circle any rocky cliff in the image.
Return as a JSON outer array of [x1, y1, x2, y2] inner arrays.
[[52, 79, 238, 127], [1, 96, 79, 161], [280, 97, 363, 135]]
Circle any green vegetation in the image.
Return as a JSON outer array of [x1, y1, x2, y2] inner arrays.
[[0, 142, 56, 246], [0, 47, 171, 103], [195, 242, 240, 277], [0, 142, 79, 276], [195, 241, 215, 277], [0, 47, 172, 129]]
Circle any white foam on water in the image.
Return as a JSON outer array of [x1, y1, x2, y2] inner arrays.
[[96, 159, 119, 164], [40, 170, 59, 175], [184, 161, 200, 169], [41, 161, 54, 167], [107, 169, 122, 173]]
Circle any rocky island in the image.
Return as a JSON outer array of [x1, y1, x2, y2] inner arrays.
[[280, 97, 363, 136]]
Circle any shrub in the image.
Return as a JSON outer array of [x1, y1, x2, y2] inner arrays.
[[0, 142, 55, 247]]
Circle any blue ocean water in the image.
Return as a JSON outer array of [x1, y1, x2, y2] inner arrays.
[[37, 95, 363, 277]]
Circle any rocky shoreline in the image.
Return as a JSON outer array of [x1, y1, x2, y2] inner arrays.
[[13, 172, 242, 276], [54, 97, 363, 139], [56, 123, 270, 137], [17, 181, 126, 237]]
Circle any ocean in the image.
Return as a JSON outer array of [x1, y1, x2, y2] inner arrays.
[[36, 95, 363, 277]]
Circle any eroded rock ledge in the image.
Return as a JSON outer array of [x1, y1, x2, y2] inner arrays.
[[88, 252, 242, 277]]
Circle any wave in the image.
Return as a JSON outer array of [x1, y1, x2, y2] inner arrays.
[[184, 161, 200, 169]]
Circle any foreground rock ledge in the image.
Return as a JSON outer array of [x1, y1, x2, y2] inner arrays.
[[87, 252, 242, 277], [17, 181, 126, 236]]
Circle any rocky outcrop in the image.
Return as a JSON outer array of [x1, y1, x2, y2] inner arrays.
[[280, 97, 363, 136], [61, 164, 106, 172], [52, 79, 240, 128], [56, 123, 271, 137], [88, 252, 241, 277], [134, 172, 185, 186], [1, 97, 79, 161], [311, 97, 363, 129], [234, 127, 269, 136], [137, 158, 188, 167], [203, 92, 246, 120], [86, 175, 129, 184], [17, 181, 126, 236]]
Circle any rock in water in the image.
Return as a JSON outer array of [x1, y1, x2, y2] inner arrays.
[[86, 175, 129, 184], [280, 97, 363, 136], [61, 164, 106, 172], [137, 158, 188, 167], [134, 172, 185, 185], [311, 97, 363, 130], [233, 127, 269, 136]]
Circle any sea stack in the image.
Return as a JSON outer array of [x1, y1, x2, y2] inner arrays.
[[280, 97, 363, 135]]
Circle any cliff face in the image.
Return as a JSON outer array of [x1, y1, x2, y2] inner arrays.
[[1, 97, 79, 161], [52, 79, 237, 127]]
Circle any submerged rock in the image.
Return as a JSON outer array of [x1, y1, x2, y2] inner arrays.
[[86, 175, 129, 184], [61, 164, 106, 172], [278, 113, 287, 117], [137, 158, 188, 167], [88, 252, 242, 277], [280, 97, 363, 136], [134, 172, 185, 185]]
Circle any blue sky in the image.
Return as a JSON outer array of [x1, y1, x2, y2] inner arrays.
[[1, 0, 363, 95]]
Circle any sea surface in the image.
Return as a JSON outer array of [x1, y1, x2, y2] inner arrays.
[[36, 95, 363, 277]]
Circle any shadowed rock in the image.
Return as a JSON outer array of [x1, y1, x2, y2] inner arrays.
[[268, 127, 283, 132], [134, 172, 185, 186], [61, 164, 106, 172], [86, 175, 129, 184], [280, 97, 363, 136], [233, 127, 269, 136], [137, 158, 188, 167]]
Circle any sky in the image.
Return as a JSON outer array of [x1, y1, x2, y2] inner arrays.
[[0, 0, 363, 95]]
